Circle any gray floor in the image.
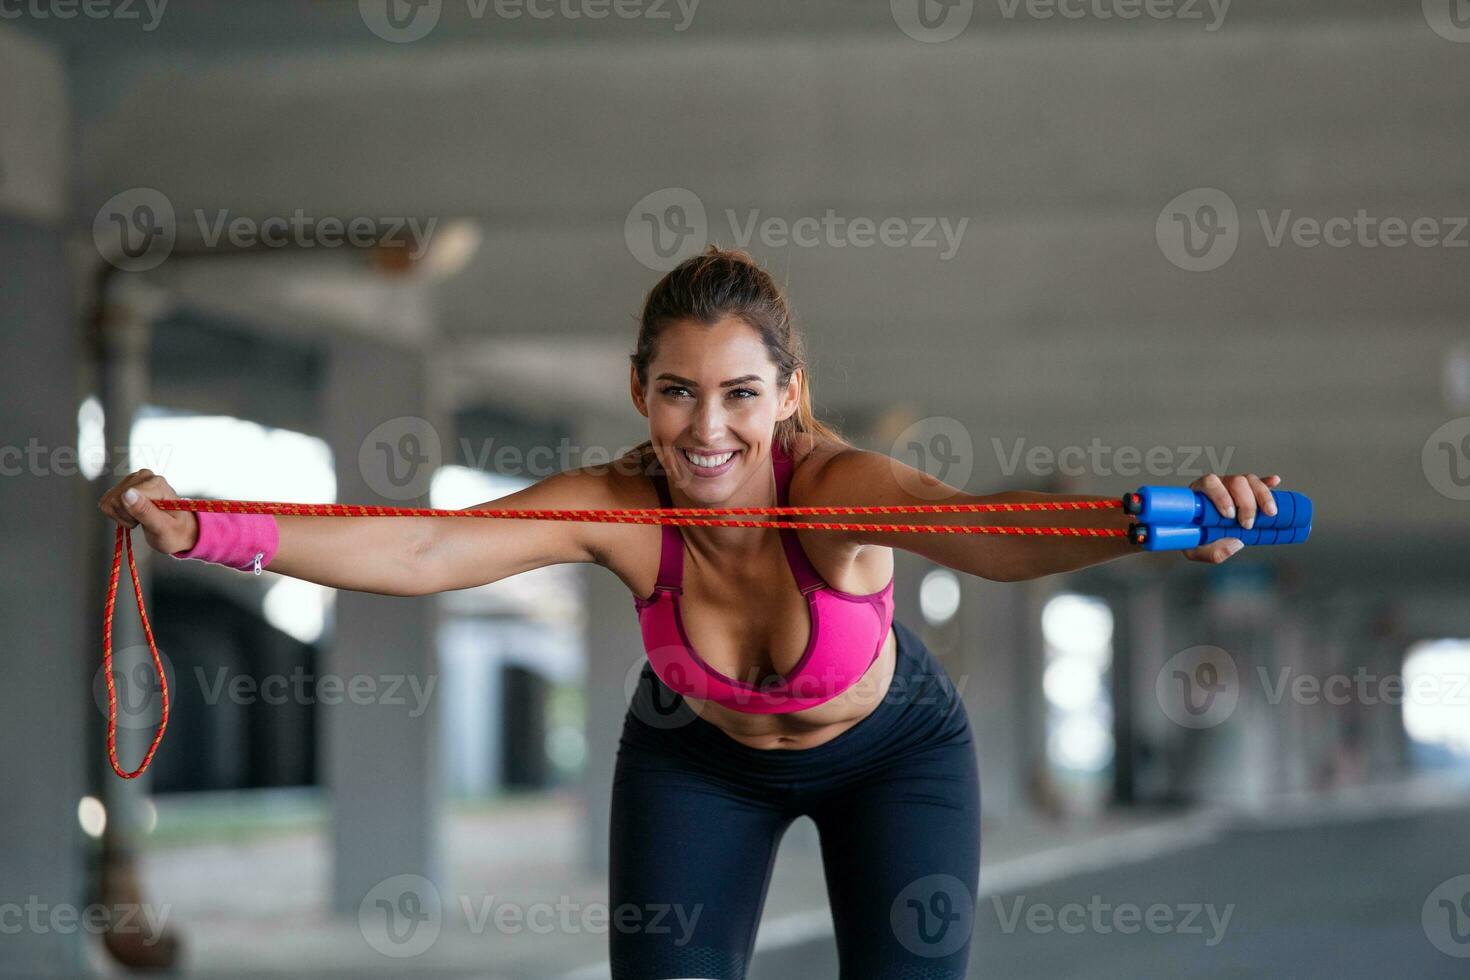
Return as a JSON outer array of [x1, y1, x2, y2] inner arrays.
[[753, 804, 1470, 979]]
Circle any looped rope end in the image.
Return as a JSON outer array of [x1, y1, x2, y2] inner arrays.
[[103, 524, 171, 780]]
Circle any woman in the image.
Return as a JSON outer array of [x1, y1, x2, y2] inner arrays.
[[101, 246, 1281, 979]]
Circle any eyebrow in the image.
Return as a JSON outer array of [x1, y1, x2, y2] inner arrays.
[[654, 373, 764, 388]]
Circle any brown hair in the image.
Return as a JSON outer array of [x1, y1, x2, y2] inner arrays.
[[628, 245, 846, 467]]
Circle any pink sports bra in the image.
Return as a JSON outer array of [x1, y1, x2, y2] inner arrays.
[[632, 440, 896, 714]]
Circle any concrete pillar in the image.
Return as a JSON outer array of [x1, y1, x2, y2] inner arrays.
[[1119, 580, 1172, 803], [1109, 579, 1168, 805], [91, 303, 162, 833], [0, 25, 90, 976], [576, 415, 648, 875], [1270, 611, 1316, 795], [320, 334, 446, 914], [955, 575, 1047, 824]]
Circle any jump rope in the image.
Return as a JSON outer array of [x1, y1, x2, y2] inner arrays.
[[102, 485, 1312, 779]]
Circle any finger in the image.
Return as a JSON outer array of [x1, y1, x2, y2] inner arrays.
[[100, 483, 142, 528], [109, 472, 158, 521], [121, 486, 171, 534], [1226, 475, 1256, 529], [1184, 537, 1244, 565], [1264, 474, 1282, 487], [1195, 473, 1236, 522], [1248, 473, 1277, 518]]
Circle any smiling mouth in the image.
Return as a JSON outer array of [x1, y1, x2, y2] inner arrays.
[[680, 448, 739, 469]]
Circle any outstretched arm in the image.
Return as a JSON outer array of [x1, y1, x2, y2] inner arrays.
[[805, 448, 1282, 582]]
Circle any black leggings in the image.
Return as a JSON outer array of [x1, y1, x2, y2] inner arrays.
[[610, 619, 981, 980]]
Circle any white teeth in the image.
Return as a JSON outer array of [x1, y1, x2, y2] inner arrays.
[[682, 449, 735, 468]]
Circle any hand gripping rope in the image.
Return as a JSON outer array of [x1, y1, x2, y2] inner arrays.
[[102, 486, 1310, 778]]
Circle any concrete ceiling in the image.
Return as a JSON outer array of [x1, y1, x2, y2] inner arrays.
[[16, 2, 1468, 548]]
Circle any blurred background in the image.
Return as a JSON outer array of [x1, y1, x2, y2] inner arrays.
[[3, 1, 1470, 977]]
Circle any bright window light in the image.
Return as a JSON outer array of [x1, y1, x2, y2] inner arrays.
[[1044, 655, 1105, 712], [131, 408, 335, 504], [78, 796, 106, 839], [1403, 639, 1470, 757], [1048, 714, 1115, 772], [1042, 592, 1114, 667], [264, 577, 333, 644], [431, 464, 531, 508], [78, 395, 107, 481], [919, 569, 962, 626]]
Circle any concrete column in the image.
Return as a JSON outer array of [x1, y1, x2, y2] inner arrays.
[[576, 415, 647, 875], [0, 26, 91, 977], [956, 576, 1047, 824], [320, 335, 446, 914], [1109, 579, 1168, 805]]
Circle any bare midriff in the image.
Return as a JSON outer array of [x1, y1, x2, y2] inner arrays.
[[680, 625, 899, 750]]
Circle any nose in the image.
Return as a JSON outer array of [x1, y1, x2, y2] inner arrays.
[[690, 396, 727, 445]]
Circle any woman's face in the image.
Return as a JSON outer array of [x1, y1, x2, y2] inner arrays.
[[632, 315, 800, 500]]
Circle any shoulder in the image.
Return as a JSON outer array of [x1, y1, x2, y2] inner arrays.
[[785, 432, 898, 578], [523, 446, 661, 569], [785, 432, 886, 503]]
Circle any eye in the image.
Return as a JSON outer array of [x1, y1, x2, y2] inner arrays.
[[730, 388, 757, 399], [658, 385, 691, 398]]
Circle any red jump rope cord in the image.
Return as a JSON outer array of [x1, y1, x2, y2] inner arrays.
[[105, 497, 1126, 778]]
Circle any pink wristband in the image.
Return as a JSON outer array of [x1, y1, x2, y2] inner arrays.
[[171, 511, 280, 574]]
